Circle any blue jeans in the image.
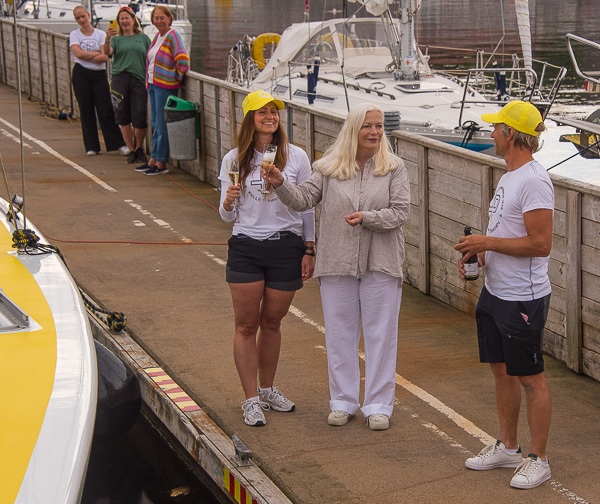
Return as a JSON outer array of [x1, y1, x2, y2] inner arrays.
[[148, 84, 178, 163]]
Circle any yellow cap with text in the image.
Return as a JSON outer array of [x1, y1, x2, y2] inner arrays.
[[242, 90, 284, 117]]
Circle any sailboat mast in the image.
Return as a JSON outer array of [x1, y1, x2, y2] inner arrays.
[[399, 0, 419, 80]]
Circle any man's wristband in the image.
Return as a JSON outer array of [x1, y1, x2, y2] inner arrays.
[[304, 246, 315, 256]]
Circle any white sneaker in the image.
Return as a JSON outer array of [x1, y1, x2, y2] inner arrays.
[[328, 410, 352, 426], [86, 150, 98, 156], [465, 441, 523, 470], [119, 145, 130, 156], [257, 387, 295, 412], [367, 414, 390, 431], [241, 397, 269, 427], [510, 455, 551, 489]]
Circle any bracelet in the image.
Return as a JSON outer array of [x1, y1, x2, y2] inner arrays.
[[305, 246, 315, 251], [304, 250, 315, 256]]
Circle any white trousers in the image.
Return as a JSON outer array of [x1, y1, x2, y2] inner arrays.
[[320, 272, 403, 418]]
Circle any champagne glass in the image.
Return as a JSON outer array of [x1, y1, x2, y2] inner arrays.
[[260, 144, 277, 195], [227, 160, 240, 222]]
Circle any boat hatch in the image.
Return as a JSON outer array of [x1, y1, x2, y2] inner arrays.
[[0, 289, 30, 332], [273, 85, 288, 95], [395, 83, 452, 93], [293, 90, 335, 103]]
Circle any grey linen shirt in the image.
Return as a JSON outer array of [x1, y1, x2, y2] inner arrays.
[[275, 154, 410, 279]]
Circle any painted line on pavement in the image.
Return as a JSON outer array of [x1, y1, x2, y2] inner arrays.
[[0, 117, 118, 193]]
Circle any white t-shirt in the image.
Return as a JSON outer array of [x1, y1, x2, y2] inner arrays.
[[69, 28, 106, 70], [146, 30, 171, 84], [485, 160, 554, 301], [218, 144, 315, 241]]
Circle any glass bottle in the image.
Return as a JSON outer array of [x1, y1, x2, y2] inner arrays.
[[463, 226, 479, 281]]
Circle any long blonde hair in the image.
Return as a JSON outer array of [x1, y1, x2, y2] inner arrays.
[[314, 103, 396, 180]]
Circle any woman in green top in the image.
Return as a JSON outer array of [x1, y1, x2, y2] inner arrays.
[[104, 6, 151, 164]]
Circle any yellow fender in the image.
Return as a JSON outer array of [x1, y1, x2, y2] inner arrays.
[[252, 33, 281, 70]]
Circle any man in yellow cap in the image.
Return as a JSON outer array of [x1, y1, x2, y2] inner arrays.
[[454, 100, 554, 489]]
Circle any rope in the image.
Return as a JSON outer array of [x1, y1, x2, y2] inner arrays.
[[39, 101, 76, 122], [11, 228, 127, 332]]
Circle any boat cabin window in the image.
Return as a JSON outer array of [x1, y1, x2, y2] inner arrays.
[[297, 27, 341, 66], [294, 20, 399, 71]]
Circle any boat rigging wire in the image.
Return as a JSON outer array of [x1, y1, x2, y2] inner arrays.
[[547, 138, 600, 171], [7, 4, 27, 227]]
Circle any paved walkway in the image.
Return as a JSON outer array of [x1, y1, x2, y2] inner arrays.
[[1, 84, 598, 503]]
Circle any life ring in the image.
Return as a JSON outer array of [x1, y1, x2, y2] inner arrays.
[[252, 33, 281, 70]]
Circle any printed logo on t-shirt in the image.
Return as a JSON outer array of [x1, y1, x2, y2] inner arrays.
[[488, 186, 504, 234], [246, 163, 280, 203], [80, 39, 100, 52]]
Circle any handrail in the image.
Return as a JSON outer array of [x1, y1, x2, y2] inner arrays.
[[457, 64, 567, 125], [566, 33, 600, 86]]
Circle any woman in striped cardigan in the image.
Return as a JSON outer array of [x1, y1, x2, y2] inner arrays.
[[138, 5, 190, 176]]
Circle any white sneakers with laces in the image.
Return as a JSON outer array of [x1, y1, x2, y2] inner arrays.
[[258, 387, 295, 412], [465, 440, 523, 470], [242, 387, 295, 426], [241, 397, 269, 427], [466, 441, 551, 490], [510, 455, 551, 489]]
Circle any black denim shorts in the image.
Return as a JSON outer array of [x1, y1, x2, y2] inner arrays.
[[475, 286, 551, 376], [226, 231, 304, 291], [110, 72, 148, 128]]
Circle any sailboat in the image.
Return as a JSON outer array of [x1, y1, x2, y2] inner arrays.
[[226, 0, 565, 153]]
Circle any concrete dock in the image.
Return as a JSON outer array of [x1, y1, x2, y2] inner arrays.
[[1, 84, 599, 504]]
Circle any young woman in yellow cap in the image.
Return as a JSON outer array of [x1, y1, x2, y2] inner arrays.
[[219, 90, 315, 427]]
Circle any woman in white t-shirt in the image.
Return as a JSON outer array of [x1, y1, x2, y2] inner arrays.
[[69, 6, 126, 156], [219, 90, 315, 427]]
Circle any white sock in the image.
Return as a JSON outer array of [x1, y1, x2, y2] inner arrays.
[[258, 386, 273, 394]]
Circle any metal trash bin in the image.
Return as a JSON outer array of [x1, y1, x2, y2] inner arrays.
[[164, 96, 199, 160]]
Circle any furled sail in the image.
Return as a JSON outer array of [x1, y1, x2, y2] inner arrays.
[[514, 0, 535, 87]]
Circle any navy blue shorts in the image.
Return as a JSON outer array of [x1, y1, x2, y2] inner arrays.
[[226, 231, 304, 291], [475, 286, 550, 376]]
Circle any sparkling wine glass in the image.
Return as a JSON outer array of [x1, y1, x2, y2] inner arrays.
[[260, 144, 277, 195], [227, 160, 240, 222]]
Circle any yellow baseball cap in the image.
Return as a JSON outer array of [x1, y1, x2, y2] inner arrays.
[[242, 90, 284, 117], [481, 100, 544, 137]]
